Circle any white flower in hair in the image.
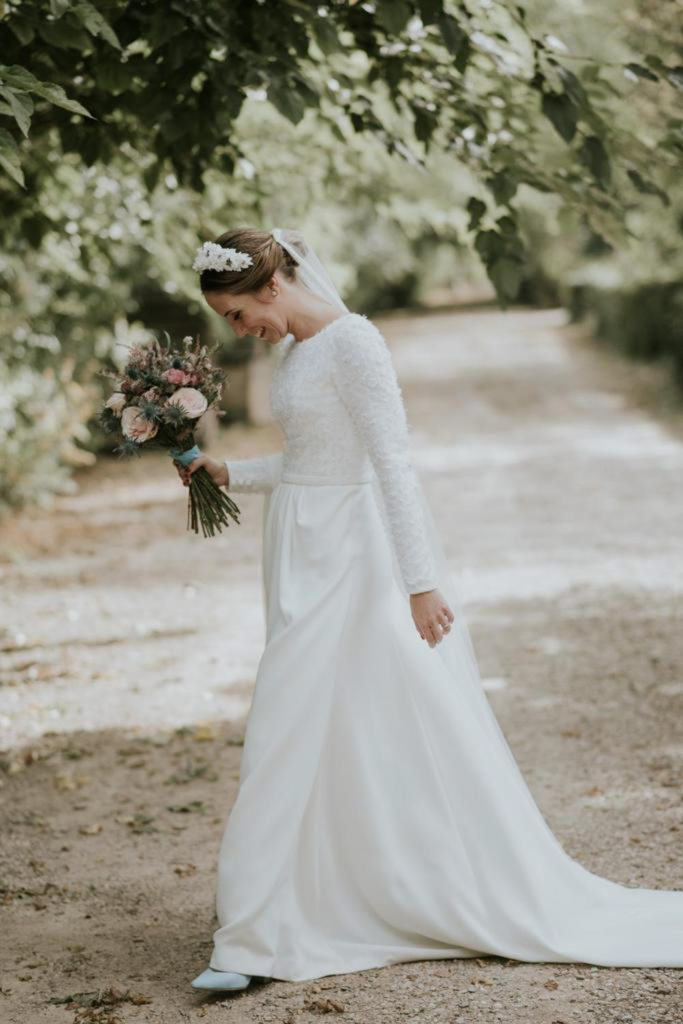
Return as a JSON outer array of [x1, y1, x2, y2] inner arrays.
[[192, 241, 254, 273]]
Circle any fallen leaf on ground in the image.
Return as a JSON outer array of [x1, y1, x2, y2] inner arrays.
[[193, 724, 218, 742], [113, 812, 157, 833], [55, 771, 90, 791], [173, 863, 197, 877], [166, 800, 205, 813], [303, 997, 345, 1013]]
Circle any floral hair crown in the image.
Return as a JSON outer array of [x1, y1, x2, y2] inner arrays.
[[191, 240, 254, 274]]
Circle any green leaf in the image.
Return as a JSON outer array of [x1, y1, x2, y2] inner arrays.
[[454, 36, 471, 74], [496, 215, 518, 237], [438, 13, 465, 55], [557, 66, 588, 110], [438, 14, 469, 72], [143, 160, 162, 192], [312, 17, 339, 56], [488, 169, 517, 205], [417, 0, 444, 25], [643, 54, 665, 74], [0, 127, 25, 187], [382, 57, 403, 94], [579, 134, 611, 189], [474, 229, 499, 262], [7, 18, 36, 45], [0, 86, 34, 137], [0, 66, 94, 118], [467, 197, 487, 231], [667, 66, 683, 91], [624, 62, 659, 82], [412, 105, 436, 146], [329, 121, 346, 144], [376, 0, 412, 35], [50, 0, 74, 16], [541, 90, 577, 142], [38, 17, 90, 49], [0, 66, 39, 91], [488, 257, 524, 304], [269, 83, 305, 125], [627, 168, 670, 206], [292, 73, 319, 108], [28, 79, 94, 118], [218, 151, 234, 176], [72, 1, 122, 49]]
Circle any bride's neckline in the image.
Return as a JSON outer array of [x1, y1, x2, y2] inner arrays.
[[287, 311, 356, 347]]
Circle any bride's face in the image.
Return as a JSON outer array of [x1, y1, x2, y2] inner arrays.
[[204, 275, 288, 345]]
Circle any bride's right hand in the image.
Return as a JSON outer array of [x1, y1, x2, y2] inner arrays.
[[173, 453, 229, 488]]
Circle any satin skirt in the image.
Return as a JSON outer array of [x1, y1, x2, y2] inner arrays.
[[210, 472, 683, 982]]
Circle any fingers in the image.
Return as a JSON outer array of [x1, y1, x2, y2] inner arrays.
[[173, 459, 194, 487], [418, 604, 455, 648], [416, 620, 439, 648], [426, 623, 440, 648]]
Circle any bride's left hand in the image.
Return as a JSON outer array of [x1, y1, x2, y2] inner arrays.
[[410, 589, 455, 648]]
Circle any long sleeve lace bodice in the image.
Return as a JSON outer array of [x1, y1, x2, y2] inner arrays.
[[225, 312, 438, 594], [225, 451, 283, 493]]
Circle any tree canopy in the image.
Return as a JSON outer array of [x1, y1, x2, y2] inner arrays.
[[2, 0, 680, 299]]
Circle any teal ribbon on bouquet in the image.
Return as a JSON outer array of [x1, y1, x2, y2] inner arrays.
[[170, 443, 201, 467], [169, 441, 240, 536]]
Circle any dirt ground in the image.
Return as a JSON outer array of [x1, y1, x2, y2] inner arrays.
[[1, 306, 682, 1024]]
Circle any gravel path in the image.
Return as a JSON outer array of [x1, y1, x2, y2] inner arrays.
[[1, 306, 682, 1023]]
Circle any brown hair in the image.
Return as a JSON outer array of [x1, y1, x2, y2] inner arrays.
[[197, 227, 299, 295]]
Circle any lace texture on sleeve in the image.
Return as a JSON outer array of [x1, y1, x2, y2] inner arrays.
[[332, 321, 439, 595], [224, 452, 283, 494]]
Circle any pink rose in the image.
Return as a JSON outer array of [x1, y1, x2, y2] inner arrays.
[[167, 387, 208, 419], [105, 392, 126, 416], [141, 387, 159, 402], [121, 406, 159, 443], [162, 368, 192, 386]]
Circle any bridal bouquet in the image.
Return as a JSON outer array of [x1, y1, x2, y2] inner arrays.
[[99, 332, 241, 537]]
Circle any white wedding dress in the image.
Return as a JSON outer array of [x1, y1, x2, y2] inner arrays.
[[209, 311, 683, 982]]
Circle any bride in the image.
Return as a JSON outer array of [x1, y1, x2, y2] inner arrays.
[[177, 227, 683, 992]]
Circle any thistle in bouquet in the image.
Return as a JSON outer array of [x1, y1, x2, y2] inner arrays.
[[99, 332, 241, 537]]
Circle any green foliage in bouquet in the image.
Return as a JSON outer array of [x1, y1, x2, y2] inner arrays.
[[99, 332, 241, 537]]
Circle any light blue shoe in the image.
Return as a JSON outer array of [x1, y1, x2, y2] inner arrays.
[[191, 967, 252, 991]]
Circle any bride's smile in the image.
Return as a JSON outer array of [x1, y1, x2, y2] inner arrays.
[[202, 253, 350, 346]]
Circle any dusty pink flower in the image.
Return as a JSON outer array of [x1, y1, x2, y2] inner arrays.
[[167, 387, 208, 419], [162, 367, 192, 386], [105, 392, 126, 416], [141, 387, 159, 402], [121, 406, 159, 443]]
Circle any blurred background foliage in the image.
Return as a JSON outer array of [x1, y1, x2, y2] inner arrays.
[[0, 0, 681, 512]]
